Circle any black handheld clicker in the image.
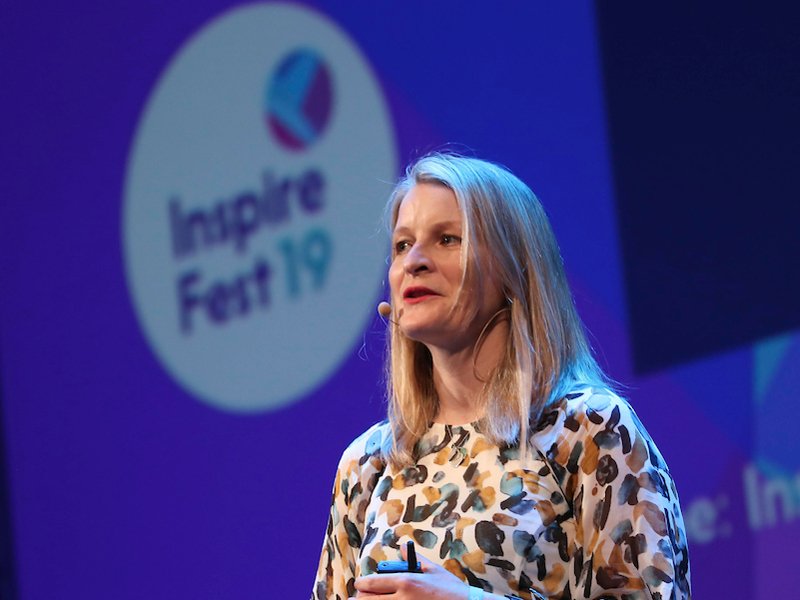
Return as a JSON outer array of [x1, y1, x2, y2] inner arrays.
[[376, 540, 423, 573]]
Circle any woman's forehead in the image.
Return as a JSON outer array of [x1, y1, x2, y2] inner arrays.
[[394, 183, 461, 226]]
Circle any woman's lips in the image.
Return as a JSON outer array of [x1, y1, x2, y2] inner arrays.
[[403, 287, 439, 304]]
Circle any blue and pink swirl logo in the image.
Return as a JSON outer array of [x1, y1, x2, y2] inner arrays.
[[266, 49, 333, 151]]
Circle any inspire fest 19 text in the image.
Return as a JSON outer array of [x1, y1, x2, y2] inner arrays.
[[168, 168, 332, 333]]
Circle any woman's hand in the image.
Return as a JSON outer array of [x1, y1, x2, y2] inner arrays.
[[351, 546, 471, 599]]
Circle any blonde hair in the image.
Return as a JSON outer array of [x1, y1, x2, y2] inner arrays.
[[384, 153, 609, 468]]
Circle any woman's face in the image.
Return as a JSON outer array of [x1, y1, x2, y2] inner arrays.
[[389, 183, 505, 351]]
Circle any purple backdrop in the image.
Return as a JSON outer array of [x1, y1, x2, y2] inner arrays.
[[1, 2, 797, 599]]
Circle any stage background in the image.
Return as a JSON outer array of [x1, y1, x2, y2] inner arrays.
[[1, 2, 798, 599]]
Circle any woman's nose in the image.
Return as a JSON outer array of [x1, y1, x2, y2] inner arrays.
[[403, 243, 431, 274]]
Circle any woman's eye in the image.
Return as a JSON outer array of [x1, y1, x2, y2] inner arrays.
[[441, 234, 461, 246], [394, 240, 410, 254]]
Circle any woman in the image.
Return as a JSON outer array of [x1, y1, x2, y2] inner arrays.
[[312, 154, 691, 599]]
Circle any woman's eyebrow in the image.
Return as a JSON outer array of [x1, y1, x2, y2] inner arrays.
[[431, 220, 461, 231], [392, 220, 462, 236], [392, 225, 412, 237]]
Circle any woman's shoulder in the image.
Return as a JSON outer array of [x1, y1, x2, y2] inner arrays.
[[540, 385, 640, 432], [334, 420, 391, 478], [536, 385, 671, 475]]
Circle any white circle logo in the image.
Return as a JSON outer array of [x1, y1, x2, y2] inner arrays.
[[122, 3, 396, 412]]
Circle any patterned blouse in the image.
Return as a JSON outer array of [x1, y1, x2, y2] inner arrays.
[[312, 388, 691, 599]]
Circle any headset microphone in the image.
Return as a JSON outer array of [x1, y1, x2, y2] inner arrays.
[[377, 301, 392, 318]]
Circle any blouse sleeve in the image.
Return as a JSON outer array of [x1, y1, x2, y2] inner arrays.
[[312, 422, 388, 600], [550, 391, 691, 599]]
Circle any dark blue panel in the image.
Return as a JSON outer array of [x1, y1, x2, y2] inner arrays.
[[596, 4, 800, 372]]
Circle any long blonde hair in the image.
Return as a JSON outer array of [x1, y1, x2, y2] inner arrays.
[[384, 153, 609, 468]]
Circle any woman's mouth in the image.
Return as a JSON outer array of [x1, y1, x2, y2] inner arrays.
[[403, 286, 439, 304]]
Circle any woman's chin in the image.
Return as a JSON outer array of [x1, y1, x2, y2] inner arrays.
[[399, 320, 441, 345], [399, 322, 432, 342]]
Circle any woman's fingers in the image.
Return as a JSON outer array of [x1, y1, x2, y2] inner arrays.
[[355, 573, 404, 593], [356, 572, 433, 595]]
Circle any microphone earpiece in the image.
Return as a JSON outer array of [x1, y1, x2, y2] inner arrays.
[[377, 301, 392, 318]]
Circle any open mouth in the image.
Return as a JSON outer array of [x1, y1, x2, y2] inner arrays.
[[404, 287, 437, 299]]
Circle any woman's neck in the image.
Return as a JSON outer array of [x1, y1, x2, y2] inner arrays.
[[428, 313, 509, 425]]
